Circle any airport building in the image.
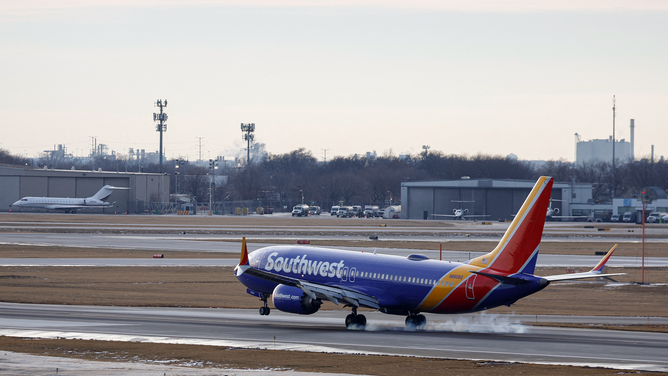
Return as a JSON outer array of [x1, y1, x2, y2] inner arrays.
[[575, 119, 635, 165], [0, 166, 169, 214], [400, 178, 594, 221]]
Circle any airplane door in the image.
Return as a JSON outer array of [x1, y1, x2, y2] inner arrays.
[[340, 267, 349, 282], [465, 275, 477, 300], [349, 267, 357, 283]]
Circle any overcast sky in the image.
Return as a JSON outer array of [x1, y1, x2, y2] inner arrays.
[[1, 1, 666, 162]]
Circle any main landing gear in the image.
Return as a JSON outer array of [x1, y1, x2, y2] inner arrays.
[[258, 293, 271, 316], [405, 313, 427, 329], [345, 307, 366, 328]]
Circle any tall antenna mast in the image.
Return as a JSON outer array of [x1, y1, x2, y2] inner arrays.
[[196, 137, 204, 161], [612, 95, 616, 198], [241, 123, 255, 167], [154, 99, 168, 171]]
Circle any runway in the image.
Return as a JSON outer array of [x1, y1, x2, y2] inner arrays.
[[0, 303, 666, 372]]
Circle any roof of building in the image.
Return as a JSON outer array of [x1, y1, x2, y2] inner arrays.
[[401, 178, 590, 189]]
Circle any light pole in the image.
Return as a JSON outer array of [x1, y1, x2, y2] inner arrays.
[[153, 99, 168, 171], [175, 159, 180, 194], [241, 123, 255, 167]]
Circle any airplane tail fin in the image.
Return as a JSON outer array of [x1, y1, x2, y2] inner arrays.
[[90, 185, 129, 201], [469, 176, 553, 275], [236, 237, 250, 277]]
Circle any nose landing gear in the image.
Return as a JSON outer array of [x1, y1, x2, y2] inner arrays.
[[258, 293, 271, 316]]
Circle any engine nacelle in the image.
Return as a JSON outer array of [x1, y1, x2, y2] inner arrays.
[[272, 284, 322, 315], [464, 208, 469, 213], [553, 208, 560, 214]]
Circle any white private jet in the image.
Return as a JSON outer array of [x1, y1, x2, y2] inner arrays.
[[544, 199, 590, 221], [11, 185, 128, 213], [432, 200, 490, 220]]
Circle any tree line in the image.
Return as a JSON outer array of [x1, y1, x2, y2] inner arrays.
[[3, 147, 666, 207]]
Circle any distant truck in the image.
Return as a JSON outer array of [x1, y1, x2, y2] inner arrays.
[[383, 205, 401, 219], [364, 205, 379, 218], [330, 205, 339, 216], [337, 206, 354, 218], [622, 211, 636, 223], [351, 205, 364, 217], [309, 206, 321, 215], [292, 204, 310, 217], [647, 212, 668, 223]]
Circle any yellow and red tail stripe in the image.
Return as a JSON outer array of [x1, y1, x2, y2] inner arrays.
[[469, 176, 553, 274], [239, 237, 250, 266], [591, 244, 618, 272]]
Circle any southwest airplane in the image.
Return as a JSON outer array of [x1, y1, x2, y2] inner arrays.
[[11, 185, 128, 213], [235, 176, 622, 329]]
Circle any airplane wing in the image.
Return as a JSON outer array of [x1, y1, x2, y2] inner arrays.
[[463, 214, 491, 218], [235, 238, 380, 309], [46, 205, 90, 210], [431, 214, 457, 218], [541, 244, 625, 282]]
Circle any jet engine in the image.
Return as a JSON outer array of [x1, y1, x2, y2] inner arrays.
[[272, 284, 322, 315], [464, 209, 469, 213], [553, 208, 560, 214]]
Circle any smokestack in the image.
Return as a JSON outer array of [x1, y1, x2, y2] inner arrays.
[[651, 145, 654, 163], [630, 119, 635, 160]]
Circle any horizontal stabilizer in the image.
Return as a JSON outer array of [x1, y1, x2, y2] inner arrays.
[[542, 244, 625, 282], [470, 271, 532, 285]]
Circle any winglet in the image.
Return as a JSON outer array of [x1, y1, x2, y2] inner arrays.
[[542, 244, 624, 282], [590, 244, 617, 273]]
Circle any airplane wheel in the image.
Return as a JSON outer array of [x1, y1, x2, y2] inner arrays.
[[259, 307, 266, 315], [416, 314, 427, 329], [345, 314, 355, 327], [259, 307, 271, 315], [356, 314, 367, 327], [405, 314, 427, 329]]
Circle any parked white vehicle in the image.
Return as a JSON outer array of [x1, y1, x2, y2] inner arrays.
[[330, 205, 340, 216], [647, 212, 668, 223], [337, 206, 353, 218], [292, 204, 310, 217], [622, 211, 636, 222], [364, 205, 379, 218], [383, 205, 401, 219]]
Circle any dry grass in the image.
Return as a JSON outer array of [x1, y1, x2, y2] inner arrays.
[[0, 336, 645, 376]]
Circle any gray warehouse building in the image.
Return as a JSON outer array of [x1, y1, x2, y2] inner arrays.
[[0, 166, 169, 214], [401, 178, 593, 221]]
